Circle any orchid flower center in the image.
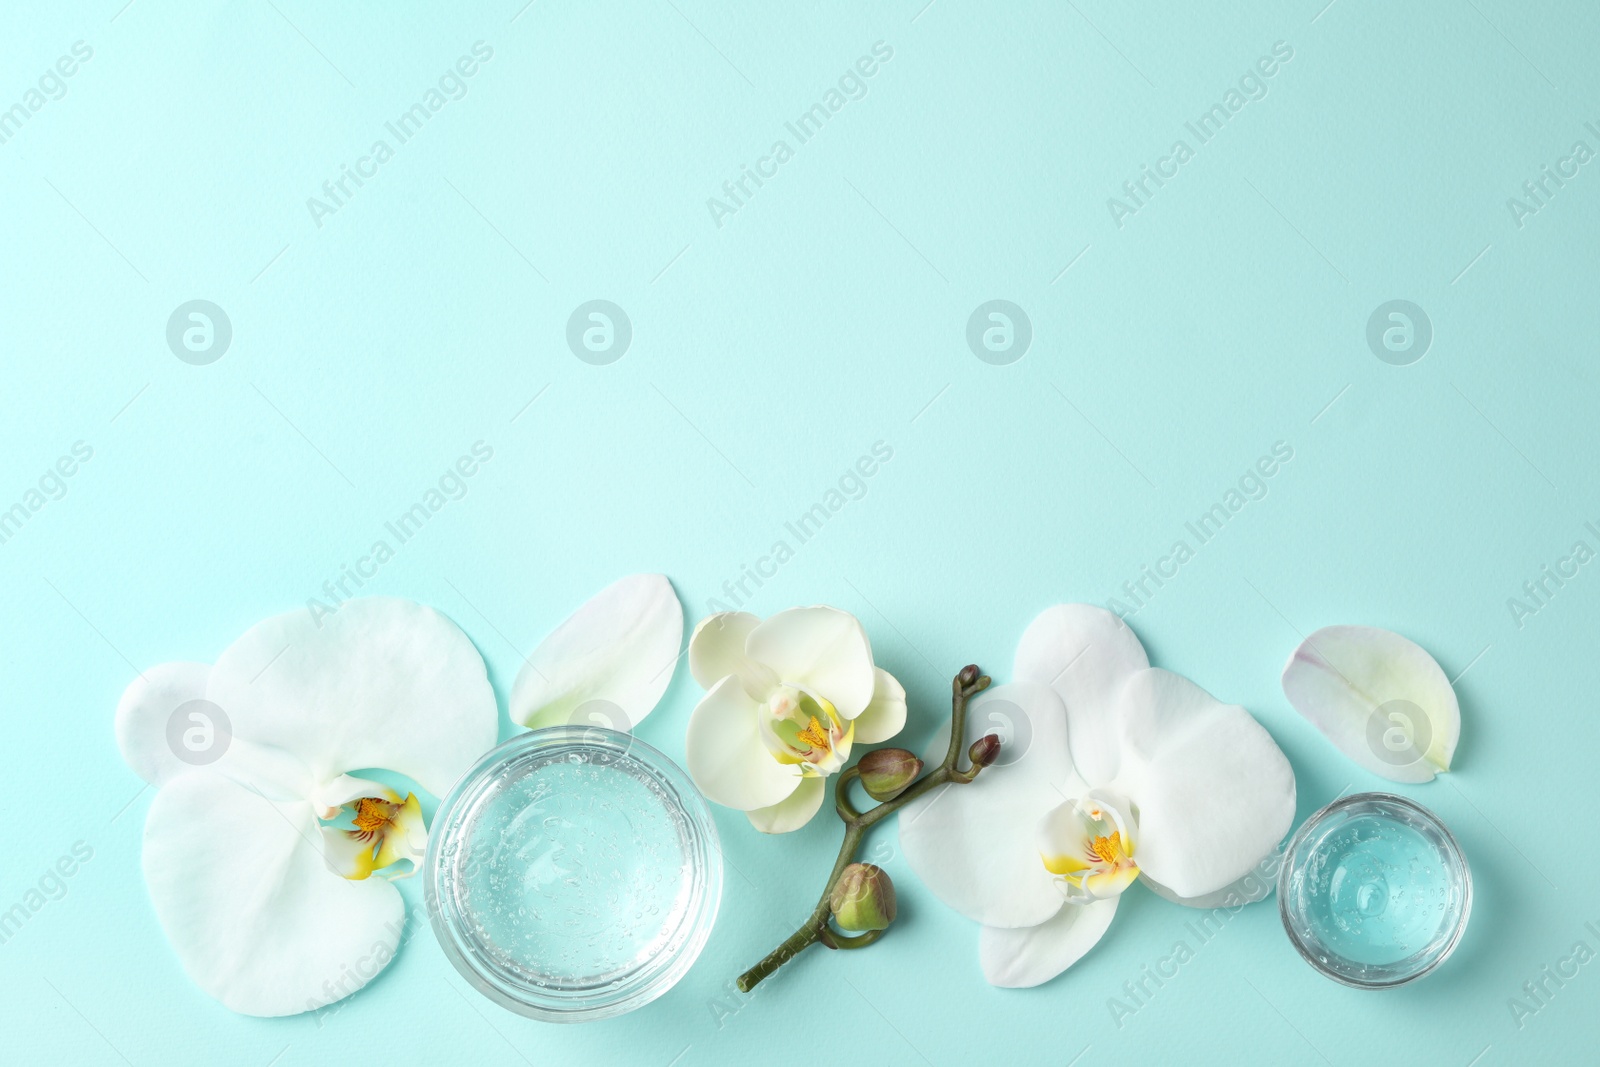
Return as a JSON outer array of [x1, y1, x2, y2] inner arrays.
[[759, 685, 853, 776], [1088, 833, 1127, 866], [1037, 792, 1141, 904], [320, 790, 426, 881], [796, 716, 831, 750], [350, 797, 402, 838]]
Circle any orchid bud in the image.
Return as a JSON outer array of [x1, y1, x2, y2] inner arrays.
[[858, 748, 923, 801], [830, 863, 897, 933], [968, 733, 1002, 768], [956, 664, 981, 690]]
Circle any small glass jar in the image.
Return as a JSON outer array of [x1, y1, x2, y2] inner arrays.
[[1279, 792, 1471, 988], [425, 726, 722, 1021]]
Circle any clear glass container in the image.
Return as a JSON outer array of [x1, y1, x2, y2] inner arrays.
[[1279, 791, 1471, 988], [425, 726, 722, 1021]]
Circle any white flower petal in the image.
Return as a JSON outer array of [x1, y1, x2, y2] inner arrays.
[[1013, 604, 1149, 784], [745, 606, 875, 718], [851, 668, 907, 743], [205, 598, 497, 798], [211, 741, 318, 802], [311, 773, 396, 817], [898, 683, 1078, 929], [746, 775, 826, 833], [1109, 669, 1295, 900], [1281, 625, 1460, 783], [689, 611, 777, 700], [510, 574, 684, 732], [685, 675, 802, 810], [1140, 860, 1279, 910], [116, 660, 313, 800], [142, 771, 403, 1017], [978, 897, 1118, 988], [115, 661, 213, 786]]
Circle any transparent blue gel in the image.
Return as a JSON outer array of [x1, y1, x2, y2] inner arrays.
[[1281, 793, 1471, 987], [1301, 815, 1446, 963], [427, 728, 721, 1021], [457, 749, 693, 984]]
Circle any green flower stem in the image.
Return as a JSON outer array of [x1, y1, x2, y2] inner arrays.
[[735, 666, 994, 993]]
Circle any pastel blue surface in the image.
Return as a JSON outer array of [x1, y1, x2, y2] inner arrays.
[[3, 1, 1598, 1064]]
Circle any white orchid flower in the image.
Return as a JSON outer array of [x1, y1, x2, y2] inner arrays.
[[114, 576, 685, 1017], [115, 598, 498, 1017], [900, 604, 1296, 988], [1280, 625, 1460, 782], [685, 607, 906, 833]]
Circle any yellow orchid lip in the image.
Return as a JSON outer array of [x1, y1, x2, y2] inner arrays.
[[321, 790, 426, 881], [1041, 851, 1088, 876]]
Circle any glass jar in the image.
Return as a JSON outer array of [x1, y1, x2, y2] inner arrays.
[[1279, 791, 1471, 988], [425, 726, 722, 1020]]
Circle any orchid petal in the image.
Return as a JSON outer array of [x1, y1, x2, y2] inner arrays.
[[1013, 604, 1149, 784], [1140, 859, 1280, 910], [1281, 625, 1460, 783], [1081, 865, 1141, 900], [978, 897, 1118, 988], [205, 598, 497, 798], [689, 611, 777, 700], [746, 775, 826, 834], [373, 793, 427, 876], [115, 661, 214, 787], [685, 675, 802, 810], [851, 668, 907, 743], [510, 574, 684, 732], [1109, 668, 1295, 899], [899, 683, 1078, 929], [142, 771, 403, 1017], [116, 658, 310, 801], [310, 773, 396, 818], [745, 606, 875, 718]]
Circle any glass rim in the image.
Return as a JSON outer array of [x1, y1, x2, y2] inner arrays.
[[424, 725, 723, 1022], [1277, 790, 1472, 989]]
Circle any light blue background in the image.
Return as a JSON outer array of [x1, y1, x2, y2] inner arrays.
[[3, 1, 1598, 1063]]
